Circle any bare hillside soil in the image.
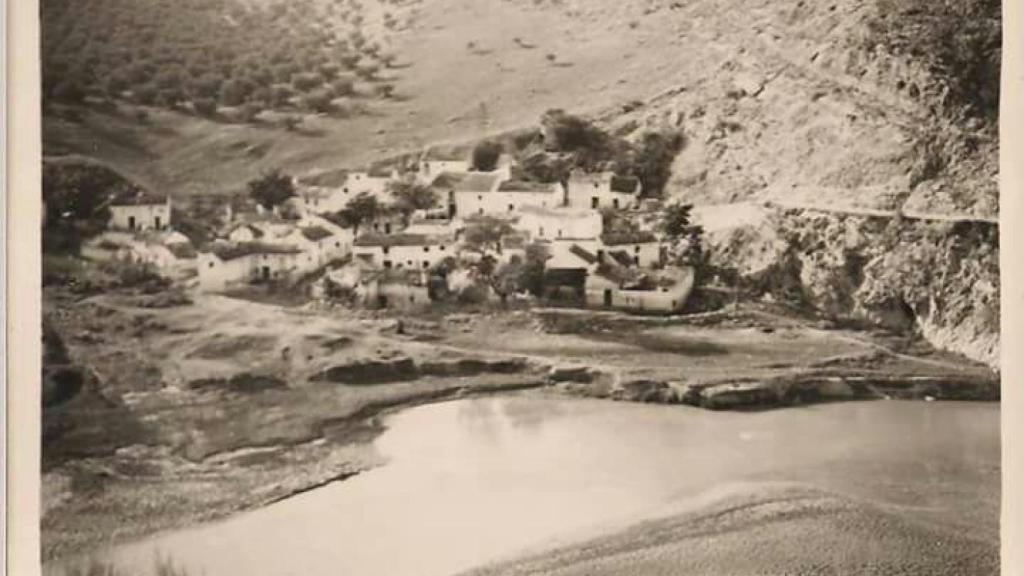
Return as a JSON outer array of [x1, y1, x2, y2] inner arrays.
[[45, 0, 996, 218]]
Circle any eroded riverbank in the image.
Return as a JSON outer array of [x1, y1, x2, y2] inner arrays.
[[42, 290, 999, 563]]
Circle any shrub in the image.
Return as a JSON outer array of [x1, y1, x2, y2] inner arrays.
[[471, 140, 504, 171], [302, 88, 334, 113], [247, 168, 296, 210], [219, 78, 252, 106], [292, 71, 325, 92], [193, 97, 218, 117], [331, 77, 355, 96]]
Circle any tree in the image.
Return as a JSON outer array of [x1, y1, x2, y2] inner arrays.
[[633, 130, 685, 198], [247, 169, 296, 211], [333, 192, 380, 235], [541, 109, 610, 153], [471, 141, 503, 172], [519, 242, 551, 296], [195, 96, 222, 116], [219, 78, 252, 106], [660, 201, 704, 269], [302, 89, 334, 113], [463, 216, 515, 254], [388, 181, 437, 219]]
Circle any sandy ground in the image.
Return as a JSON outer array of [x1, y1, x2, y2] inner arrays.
[[463, 482, 999, 576]]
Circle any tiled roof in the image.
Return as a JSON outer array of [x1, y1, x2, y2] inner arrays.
[[208, 241, 301, 261], [422, 146, 469, 162], [568, 244, 597, 265], [610, 175, 641, 194], [497, 180, 560, 194], [354, 233, 446, 247], [601, 231, 658, 245], [110, 187, 167, 207], [300, 226, 334, 241], [432, 172, 504, 193]]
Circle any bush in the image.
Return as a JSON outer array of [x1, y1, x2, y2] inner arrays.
[[219, 78, 252, 106], [292, 72, 325, 92], [471, 140, 503, 171], [193, 97, 218, 117], [302, 89, 334, 113]]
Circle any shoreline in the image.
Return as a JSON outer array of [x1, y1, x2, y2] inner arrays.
[[41, 293, 1000, 563]]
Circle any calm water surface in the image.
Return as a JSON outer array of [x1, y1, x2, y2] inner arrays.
[[74, 396, 1000, 576]]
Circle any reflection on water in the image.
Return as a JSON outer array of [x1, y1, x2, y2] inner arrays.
[[60, 396, 999, 576]]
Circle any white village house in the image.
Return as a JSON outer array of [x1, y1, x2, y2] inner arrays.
[[109, 189, 172, 231], [515, 205, 602, 242], [454, 179, 565, 217], [197, 242, 304, 292], [566, 170, 642, 210], [417, 147, 472, 183], [599, 231, 663, 267], [352, 233, 455, 270]]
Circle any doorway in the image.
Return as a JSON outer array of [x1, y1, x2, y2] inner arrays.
[[128, 216, 136, 230], [603, 289, 613, 308], [261, 266, 271, 281]]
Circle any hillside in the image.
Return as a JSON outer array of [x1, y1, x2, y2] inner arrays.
[[42, 0, 1002, 364]]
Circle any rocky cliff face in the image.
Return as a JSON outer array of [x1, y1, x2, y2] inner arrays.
[[583, 0, 1001, 367]]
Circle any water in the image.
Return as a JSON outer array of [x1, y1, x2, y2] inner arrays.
[[77, 397, 1000, 576]]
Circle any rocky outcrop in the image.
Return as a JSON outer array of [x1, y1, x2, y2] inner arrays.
[[702, 210, 999, 368]]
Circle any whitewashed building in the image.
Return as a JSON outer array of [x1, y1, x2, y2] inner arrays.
[[566, 170, 642, 210], [417, 147, 471, 183], [516, 206, 602, 242], [600, 231, 663, 267], [456, 179, 565, 217], [109, 190, 172, 231], [197, 242, 303, 292], [352, 233, 455, 270]]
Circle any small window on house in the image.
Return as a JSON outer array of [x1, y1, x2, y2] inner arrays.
[[613, 199, 620, 209], [508, 204, 514, 212], [557, 229, 563, 238], [634, 246, 641, 252], [208, 262, 215, 268], [423, 246, 430, 252], [383, 247, 390, 255], [335, 242, 340, 248], [478, 194, 483, 201], [344, 188, 349, 193], [374, 223, 380, 231], [423, 261, 429, 268], [440, 245, 446, 251], [591, 197, 599, 209], [384, 260, 393, 269]]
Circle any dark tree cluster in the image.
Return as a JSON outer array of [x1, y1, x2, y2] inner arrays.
[[517, 110, 685, 198]]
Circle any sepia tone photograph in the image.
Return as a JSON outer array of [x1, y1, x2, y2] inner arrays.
[[29, 0, 1009, 574]]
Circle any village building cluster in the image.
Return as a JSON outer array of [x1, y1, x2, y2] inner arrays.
[[86, 144, 694, 314]]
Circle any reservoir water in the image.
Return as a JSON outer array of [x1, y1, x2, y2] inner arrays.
[[72, 396, 1000, 576]]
